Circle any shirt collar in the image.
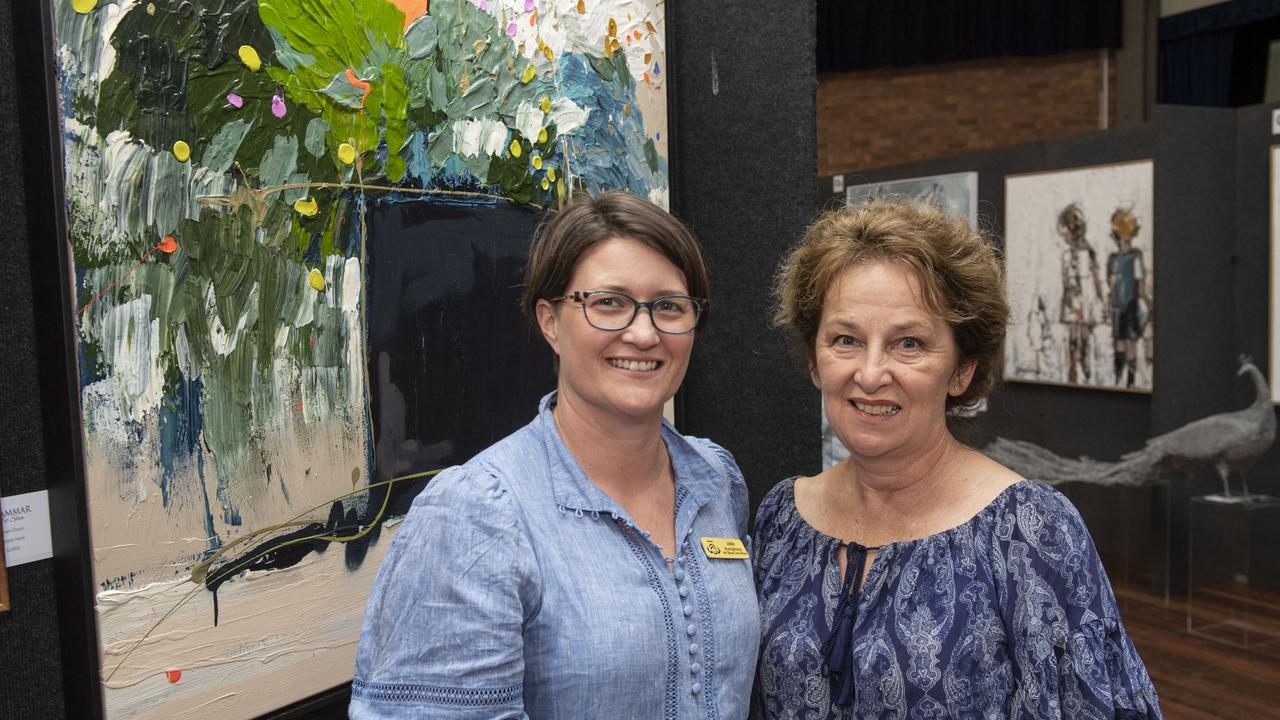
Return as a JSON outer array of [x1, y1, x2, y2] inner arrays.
[[535, 391, 725, 515]]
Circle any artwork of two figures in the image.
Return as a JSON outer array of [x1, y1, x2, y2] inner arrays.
[[1004, 160, 1155, 392]]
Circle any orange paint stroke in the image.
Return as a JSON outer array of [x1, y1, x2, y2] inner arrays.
[[165, 670, 182, 684], [158, 235, 178, 253], [387, 0, 428, 31], [345, 68, 372, 108], [77, 238, 174, 317]]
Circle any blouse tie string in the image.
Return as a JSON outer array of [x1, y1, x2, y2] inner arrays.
[[820, 541, 878, 709]]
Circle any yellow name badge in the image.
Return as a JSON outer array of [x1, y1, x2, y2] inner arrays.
[[700, 537, 749, 560]]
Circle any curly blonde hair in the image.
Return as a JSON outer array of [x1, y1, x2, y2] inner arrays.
[[772, 199, 1009, 411]]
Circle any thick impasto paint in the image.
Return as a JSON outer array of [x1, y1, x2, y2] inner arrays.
[[52, 1, 669, 717], [1004, 161, 1154, 392]]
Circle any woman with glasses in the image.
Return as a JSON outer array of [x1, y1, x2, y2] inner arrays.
[[351, 191, 759, 719]]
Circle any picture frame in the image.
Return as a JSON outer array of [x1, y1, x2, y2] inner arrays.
[[42, 0, 675, 717], [1003, 160, 1155, 393], [845, 170, 979, 224], [0, 510, 9, 613]]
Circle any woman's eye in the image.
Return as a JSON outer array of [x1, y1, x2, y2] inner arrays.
[[900, 337, 922, 350], [835, 335, 856, 346]]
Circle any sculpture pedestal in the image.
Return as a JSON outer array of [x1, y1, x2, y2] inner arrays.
[[1187, 494, 1280, 648]]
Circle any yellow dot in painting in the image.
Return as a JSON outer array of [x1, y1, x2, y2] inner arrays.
[[542, 177, 550, 191], [547, 168, 556, 181], [532, 155, 543, 170], [509, 139, 522, 158], [337, 142, 357, 165], [238, 45, 262, 72], [543, 45, 554, 61], [71, 0, 97, 13], [172, 140, 190, 162], [294, 197, 319, 217], [520, 64, 537, 83], [308, 269, 325, 292], [146, 3, 156, 15], [537, 127, 548, 143], [576, 0, 585, 13], [540, 96, 551, 113]]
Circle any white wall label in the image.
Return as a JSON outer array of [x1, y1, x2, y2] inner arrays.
[[832, 175, 845, 193], [3, 491, 52, 567], [1271, 108, 1280, 134]]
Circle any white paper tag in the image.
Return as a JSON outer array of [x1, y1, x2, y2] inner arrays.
[[3, 490, 53, 567], [1272, 108, 1280, 135], [832, 175, 845, 193]]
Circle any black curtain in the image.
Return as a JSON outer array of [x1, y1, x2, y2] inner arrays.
[[1159, 0, 1280, 106], [817, 0, 1123, 74]]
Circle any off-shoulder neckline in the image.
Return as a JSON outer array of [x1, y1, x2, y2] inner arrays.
[[777, 476, 1032, 552]]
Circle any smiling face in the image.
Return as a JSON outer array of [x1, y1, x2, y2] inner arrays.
[[536, 236, 695, 427], [813, 261, 974, 464]]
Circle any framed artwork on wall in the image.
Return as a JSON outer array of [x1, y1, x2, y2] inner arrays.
[[47, 0, 671, 717], [823, 171, 980, 468], [845, 171, 978, 224], [1003, 160, 1155, 392], [1271, 145, 1280, 403], [0, 510, 8, 613]]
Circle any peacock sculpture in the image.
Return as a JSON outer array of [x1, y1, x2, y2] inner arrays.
[[985, 354, 1276, 497]]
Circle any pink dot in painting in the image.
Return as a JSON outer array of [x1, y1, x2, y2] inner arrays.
[[524, 0, 534, 11], [478, 0, 487, 9], [507, 22, 517, 36], [271, 94, 286, 118], [226, 93, 243, 108]]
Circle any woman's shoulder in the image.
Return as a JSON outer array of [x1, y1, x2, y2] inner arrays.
[[997, 480, 1091, 536], [753, 476, 801, 535], [985, 481, 1120, 617], [671, 432, 741, 481]]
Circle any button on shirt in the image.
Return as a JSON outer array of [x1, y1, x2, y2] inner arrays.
[[351, 393, 760, 719]]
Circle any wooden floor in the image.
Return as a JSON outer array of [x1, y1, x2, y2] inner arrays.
[[1117, 579, 1280, 718]]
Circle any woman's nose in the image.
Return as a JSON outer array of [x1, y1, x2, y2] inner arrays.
[[622, 308, 662, 347], [853, 346, 890, 390]]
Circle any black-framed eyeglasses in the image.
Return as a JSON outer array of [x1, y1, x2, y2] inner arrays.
[[549, 290, 706, 334]]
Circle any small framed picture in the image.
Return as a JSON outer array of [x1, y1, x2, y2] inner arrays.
[[0, 510, 9, 612]]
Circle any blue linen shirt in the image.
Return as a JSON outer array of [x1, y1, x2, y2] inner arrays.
[[752, 478, 1162, 719], [351, 392, 760, 719]]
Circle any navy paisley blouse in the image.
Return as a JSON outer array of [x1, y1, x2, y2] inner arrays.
[[752, 478, 1162, 719]]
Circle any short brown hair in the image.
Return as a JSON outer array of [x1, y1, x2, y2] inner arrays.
[[772, 199, 1009, 411], [521, 190, 710, 329]]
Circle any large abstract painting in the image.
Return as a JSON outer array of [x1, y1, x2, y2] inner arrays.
[[51, 1, 670, 717], [1004, 161, 1154, 392]]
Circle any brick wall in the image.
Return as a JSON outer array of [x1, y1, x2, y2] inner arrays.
[[818, 50, 1118, 176]]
